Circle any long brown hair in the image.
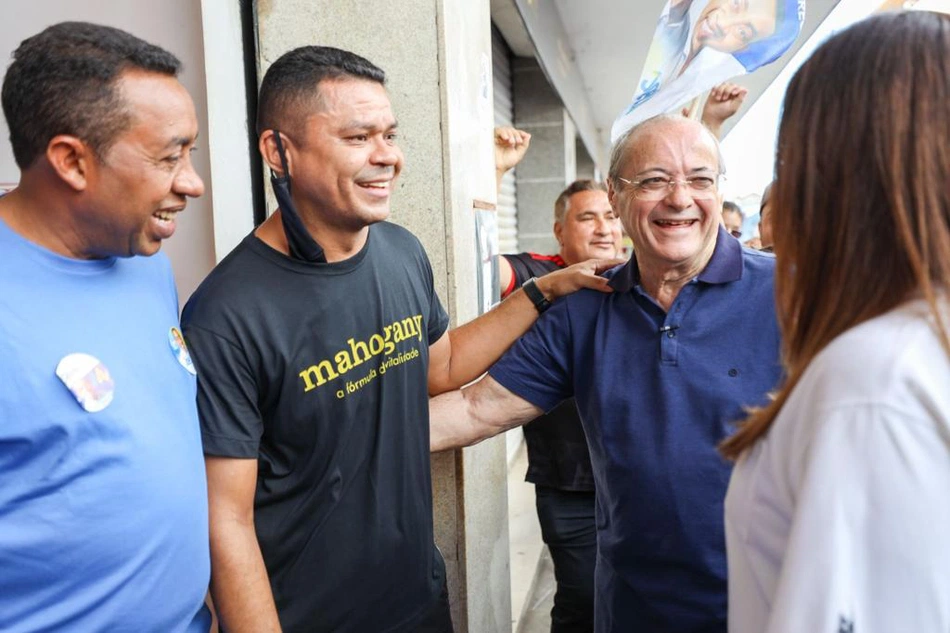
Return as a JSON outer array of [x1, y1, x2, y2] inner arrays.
[[721, 11, 950, 459]]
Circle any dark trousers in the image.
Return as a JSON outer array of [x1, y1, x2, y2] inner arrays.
[[535, 486, 597, 633]]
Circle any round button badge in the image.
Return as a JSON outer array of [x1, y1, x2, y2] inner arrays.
[[55, 353, 115, 413]]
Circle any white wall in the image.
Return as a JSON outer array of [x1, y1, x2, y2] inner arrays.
[[0, 1, 217, 304]]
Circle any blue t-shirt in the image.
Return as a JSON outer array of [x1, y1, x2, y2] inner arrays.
[[490, 230, 782, 633], [0, 218, 211, 632]]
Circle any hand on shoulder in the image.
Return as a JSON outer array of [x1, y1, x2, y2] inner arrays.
[[534, 257, 625, 300]]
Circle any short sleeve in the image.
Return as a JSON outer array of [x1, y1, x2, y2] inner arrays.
[[765, 404, 950, 633], [417, 241, 449, 344], [488, 299, 573, 413], [427, 291, 449, 345], [182, 323, 263, 458]]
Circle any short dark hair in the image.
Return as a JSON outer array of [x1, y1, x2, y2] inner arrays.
[[1, 21, 182, 169], [722, 201, 743, 219], [257, 46, 386, 137], [554, 179, 608, 223]]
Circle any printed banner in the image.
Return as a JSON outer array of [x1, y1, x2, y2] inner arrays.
[[611, 0, 806, 142]]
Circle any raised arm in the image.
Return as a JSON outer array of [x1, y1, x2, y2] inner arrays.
[[205, 456, 282, 633], [430, 374, 542, 452], [699, 82, 748, 139], [494, 126, 531, 190], [426, 257, 620, 395]]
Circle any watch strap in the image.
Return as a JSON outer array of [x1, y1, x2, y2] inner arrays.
[[522, 277, 552, 314]]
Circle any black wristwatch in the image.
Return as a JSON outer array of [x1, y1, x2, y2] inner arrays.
[[522, 277, 552, 314]]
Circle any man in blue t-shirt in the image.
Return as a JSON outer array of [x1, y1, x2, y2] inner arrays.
[[431, 115, 783, 633], [0, 22, 210, 631]]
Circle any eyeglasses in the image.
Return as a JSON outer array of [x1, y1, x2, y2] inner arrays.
[[615, 175, 721, 201]]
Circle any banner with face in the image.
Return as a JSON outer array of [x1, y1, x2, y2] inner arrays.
[[611, 0, 806, 142]]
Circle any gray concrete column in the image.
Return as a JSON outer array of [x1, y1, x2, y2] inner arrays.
[[255, 2, 510, 632], [576, 137, 597, 181], [512, 57, 577, 255]]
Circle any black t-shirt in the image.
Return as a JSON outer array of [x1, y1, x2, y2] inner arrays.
[[182, 222, 450, 633], [502, 253, 595, 492]]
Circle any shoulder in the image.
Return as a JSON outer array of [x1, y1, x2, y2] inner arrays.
[[181, 236, 262, 324], [794, 300, 950, 419], [740, 246, 776, 276], [370, 222, 438, 286], [728, 247, 776, 313], [503, 252, 563, 286], [504, 252, 563, 266], [372, 221, 425, 251], [115, 252, 179, 305]]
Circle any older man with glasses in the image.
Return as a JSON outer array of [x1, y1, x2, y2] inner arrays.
[[430, 114, 783, 633]]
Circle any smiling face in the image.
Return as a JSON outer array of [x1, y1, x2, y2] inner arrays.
[[287, 78, 403, 232], [81, 70, 203, 258], [555, 189, 623, 265], [692, 0, 778, 55], [609, 117, 723, 278]]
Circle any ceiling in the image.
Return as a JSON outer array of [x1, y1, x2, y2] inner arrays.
[[492, 0, 841, 170]]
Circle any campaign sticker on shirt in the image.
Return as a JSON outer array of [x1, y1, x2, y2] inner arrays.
[[55, 353, 115, 413], [168, 327, 196, 375]]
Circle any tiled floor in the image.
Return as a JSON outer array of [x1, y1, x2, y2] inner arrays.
[[507, 439, 555, 633]]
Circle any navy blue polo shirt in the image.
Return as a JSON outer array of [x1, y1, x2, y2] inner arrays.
[[490, 229, 782, 633]]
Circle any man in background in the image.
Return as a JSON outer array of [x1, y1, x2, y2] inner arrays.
[[496, 126, 622, 631], [722, 200, 744, 239]]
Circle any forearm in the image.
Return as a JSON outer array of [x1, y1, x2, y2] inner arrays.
[[496, 168, 507, 191], [430, 388, 492, 452], [433, 285, 542, 393], [428, 258, 616, 394], [430, 376, 542, 452], [702, 119, 723, 140], [209, 519, 282, 633]]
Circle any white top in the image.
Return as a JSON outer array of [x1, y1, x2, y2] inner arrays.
[[725, 299, 950, 633]]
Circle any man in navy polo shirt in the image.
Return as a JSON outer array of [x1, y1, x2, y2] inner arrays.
[[431, 114, 782, 632]]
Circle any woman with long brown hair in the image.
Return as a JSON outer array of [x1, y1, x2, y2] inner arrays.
[[721, 11, 950, 632]]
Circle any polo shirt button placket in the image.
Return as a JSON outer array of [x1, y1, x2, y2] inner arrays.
[[660, 322, 679, 364]]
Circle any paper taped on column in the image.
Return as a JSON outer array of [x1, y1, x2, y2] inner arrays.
[[611, 0, 806, 143]]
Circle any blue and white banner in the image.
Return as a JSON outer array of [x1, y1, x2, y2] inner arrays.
[[611, 0, 806, 142]]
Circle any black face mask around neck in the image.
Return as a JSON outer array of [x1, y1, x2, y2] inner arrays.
[[270, 130, 326, 263]]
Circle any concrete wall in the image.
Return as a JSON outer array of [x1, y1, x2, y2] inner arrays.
[[256, 2, 510, 631], [576, 137, 597, 181], [0, 1, 217, 304], [511, 57, 575, 255]]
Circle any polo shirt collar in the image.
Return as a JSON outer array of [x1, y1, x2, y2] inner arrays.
[[608, 226, 743, 292]]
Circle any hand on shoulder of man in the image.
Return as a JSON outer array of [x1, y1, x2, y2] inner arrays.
[[534, 257, 625, 300]]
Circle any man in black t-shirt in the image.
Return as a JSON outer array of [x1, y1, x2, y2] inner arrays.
[[182, 47, 619, 633], [497, 172, 623, 633]]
